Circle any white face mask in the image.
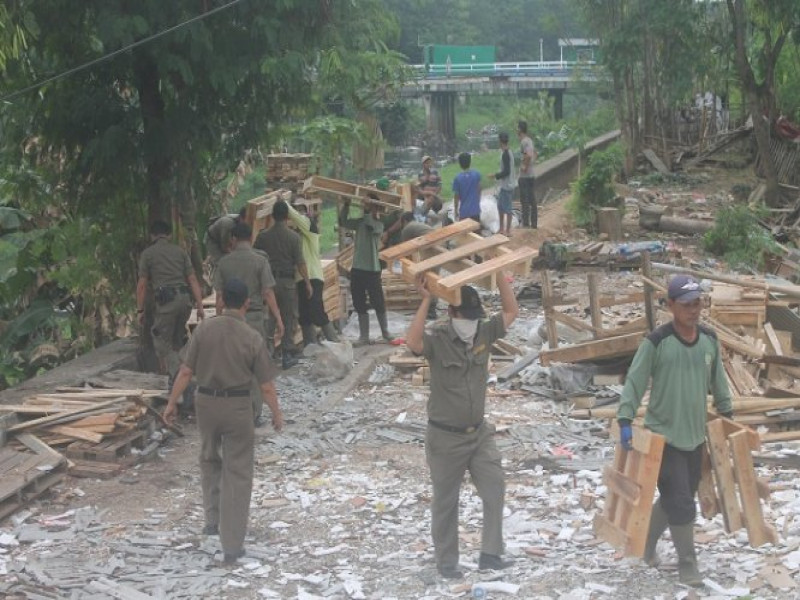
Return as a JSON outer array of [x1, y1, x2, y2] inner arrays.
[[451, 318, 478, 345]]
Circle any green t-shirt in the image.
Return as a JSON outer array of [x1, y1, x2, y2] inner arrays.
[[618, 322, 732, 450]]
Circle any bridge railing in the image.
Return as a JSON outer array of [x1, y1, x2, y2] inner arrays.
[[410, 60, 595, 78]]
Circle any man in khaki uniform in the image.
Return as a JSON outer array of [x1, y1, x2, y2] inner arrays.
[[214, 222, 285, 424], [205, 207, 247, 266], [136, 220, 205, 378], [164, 278, 283, 564], [406, 275, 519, 579], [254, 200, 311, 366]]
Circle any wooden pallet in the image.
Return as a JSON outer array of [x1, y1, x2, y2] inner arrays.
[[704, 416, 777, 547], [0, 434, 68, 521], [379, 220, 536, 306], [68, 459, 125, 479], [303, 175, 407, 213], [245, 189, 293, 240], [65, 424, 150, 464], [593, 423, 665, 557]]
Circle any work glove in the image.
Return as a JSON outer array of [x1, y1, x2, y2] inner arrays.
[[619, 420, 633, 451]]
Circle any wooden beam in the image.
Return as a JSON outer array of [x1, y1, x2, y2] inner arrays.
[[541, 271, 559, 350], [652, 262, 800, 299], [436, 247, 538, 290], [729, 430, 778, 547], [587, 273, 603, 337], [706, 418, 743, 532], [303, 175, 402, 210], [379, 220, 479, 262], [641, 252, 656, 331], [5, 397, 131, 433], [404, 235, 508, 277], [540, 332, 644, 366]]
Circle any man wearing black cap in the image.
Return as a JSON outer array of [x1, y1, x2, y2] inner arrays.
[[406, 274, 519, 579], [617, 274, 732, 587], [164, 278, 283, 565]]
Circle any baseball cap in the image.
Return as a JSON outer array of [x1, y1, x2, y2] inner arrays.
[[421, 155, 433, 165], [668, 274, 702, 303], [454, 285, 486, 320]]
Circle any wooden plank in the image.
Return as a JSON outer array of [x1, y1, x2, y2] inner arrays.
[[706, 418, 743, 532], [551, 310, 595, 334], [625, 429, 664, 556], [539, 332, 644, 366], [541, 271, 559, 350], [404, 235, 508, 277], [45, 426, 104, 444], [592, 513, 629, 549], [379, 220, 479, 262], [435, 247, 538, 291], [729, 430, 778, 547], [763, 322, 784, 356], [698, 444, 719, 519], [587, 273, 603, 336], [602, 465, 641, 506], [6, 397, 131, 433], [303, 175, 402, 210]]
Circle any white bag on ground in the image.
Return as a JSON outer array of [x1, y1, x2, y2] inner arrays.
[[442, 195, 501, 234], [309, 340, 354, 382]]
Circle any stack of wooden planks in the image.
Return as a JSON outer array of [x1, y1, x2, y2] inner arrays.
[[266, 153, 314, 187], [2, 388, 165, 478], [321, 258, 343, 324], [336, 244, 422, 311], [710, 282, 767, 328]]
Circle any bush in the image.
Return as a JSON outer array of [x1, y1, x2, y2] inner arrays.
[[703, 205, 779, 269], [567, 143, 624, 228]]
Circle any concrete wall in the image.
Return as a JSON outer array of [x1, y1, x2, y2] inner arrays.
[[532, 130, 621, 201]]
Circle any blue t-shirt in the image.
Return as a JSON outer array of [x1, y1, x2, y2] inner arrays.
[[452, 170, 481, 218]]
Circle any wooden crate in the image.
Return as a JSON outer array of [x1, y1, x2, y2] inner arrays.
[[593, 423, 665, 557], [303, 175, 404, 215], [65, 419, 153, 464], [379, 220, 536, 306], [266, 153, 314, 183], [0, 435, 68, 521], [703, 416, 777, 547]]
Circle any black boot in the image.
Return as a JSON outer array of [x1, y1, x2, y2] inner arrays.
[[354, 313, 370, 347], [301, 325, 317, 347], [282, 352, 299, 370], [670, 524, 703, 587], [377, 311, 394, 342], [321, 322, 340, 342], [644, 500, 669, 567], [478, 552, 514, 570]]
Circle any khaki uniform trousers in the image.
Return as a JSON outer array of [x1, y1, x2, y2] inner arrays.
[[425, 422, 505, 570], [244, 310, 269, 420], [151, 291, 192, 377], [269, 277, 299, 354], [196, 394, 255, 556]]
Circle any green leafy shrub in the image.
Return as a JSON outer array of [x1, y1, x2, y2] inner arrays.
[[567, 143, 624, 228], [703, 205, 779, 269]]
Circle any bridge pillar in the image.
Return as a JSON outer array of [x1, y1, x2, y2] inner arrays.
[[549, 90, 564, 121], [424, 92, 457, 153]]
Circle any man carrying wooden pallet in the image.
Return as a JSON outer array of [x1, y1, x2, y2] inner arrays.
[[617, 274, 733, 587], [406, 275, 518, 579]]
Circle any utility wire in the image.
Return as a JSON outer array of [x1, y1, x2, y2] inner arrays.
[[1, 0, 249, 103]]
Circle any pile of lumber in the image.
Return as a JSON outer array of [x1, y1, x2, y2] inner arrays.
[[538, 240, 670, 270], [2, 388, 168, 477], [266, 153, 314, 186], [322, 259, 343, 323]]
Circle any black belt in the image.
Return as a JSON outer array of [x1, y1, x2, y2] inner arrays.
[[428, 419, 483, 434], [197, 386, 250, 398]]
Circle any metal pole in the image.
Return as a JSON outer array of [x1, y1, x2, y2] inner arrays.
[[539, 38, 544, 63]]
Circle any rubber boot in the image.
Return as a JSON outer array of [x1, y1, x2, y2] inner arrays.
[[377, 311, 394, 342], [321, 322, 340, 342], [353, 313, 370, 347], [301, 325, 317, 347], [281, 350, 299, 370], [643, 500, 669, 567], [670, 523, 703, 587]]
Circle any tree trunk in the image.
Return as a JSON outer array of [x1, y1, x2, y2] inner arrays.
[[175, 153, 205, 284], [727, 0, 780, 206], [133, 51, 172, 224]]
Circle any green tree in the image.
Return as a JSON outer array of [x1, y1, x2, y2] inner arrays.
[[726, 0, 800, 205]]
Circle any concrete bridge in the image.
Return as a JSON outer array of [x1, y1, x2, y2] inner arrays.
[[401, 61, 599, 149]]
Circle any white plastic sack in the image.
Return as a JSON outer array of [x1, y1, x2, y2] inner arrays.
[[442, 195, 501, 234], [308, 340, 354, 383]]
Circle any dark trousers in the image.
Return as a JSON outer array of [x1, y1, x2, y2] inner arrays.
[[657, 443, 703, 525], [297, 279, 330, 327], [519, 177, 536, 228], [350, 268, 385, 315]]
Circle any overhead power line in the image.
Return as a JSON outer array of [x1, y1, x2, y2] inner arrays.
[[0, 0, 249, 103]]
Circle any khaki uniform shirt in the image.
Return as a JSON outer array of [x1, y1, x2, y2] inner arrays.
[[254, 222, 305, 279], [206, 215, 237, 258], [422, 313, 505, 427], [138, 237, 192, 288], [214, 244, 275, 311], [184, 310, 277, 390]]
